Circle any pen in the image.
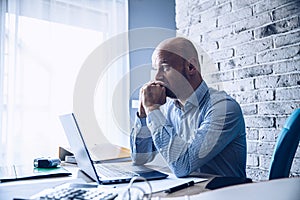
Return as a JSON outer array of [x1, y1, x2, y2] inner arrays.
[[165, 180, 195, 193]]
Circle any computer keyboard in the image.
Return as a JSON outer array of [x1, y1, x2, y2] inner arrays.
[[29, 183, 118, 200], [95, 164, 138, 178]]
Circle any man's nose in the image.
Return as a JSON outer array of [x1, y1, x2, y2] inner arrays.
[[155, 70, 164, 81]]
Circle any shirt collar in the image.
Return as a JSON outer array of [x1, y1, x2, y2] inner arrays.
[[173, 81, 209, 109]]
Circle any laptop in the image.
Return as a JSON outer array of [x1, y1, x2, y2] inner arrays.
[[59, 113, 168, 184]]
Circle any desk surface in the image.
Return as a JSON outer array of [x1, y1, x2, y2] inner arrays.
[[1, 163, 299, 200], [0, 163, 214, 200]]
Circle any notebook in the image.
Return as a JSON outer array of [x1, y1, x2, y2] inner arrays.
[[59, 113, 168, 184], [0, 165, 71, 182]]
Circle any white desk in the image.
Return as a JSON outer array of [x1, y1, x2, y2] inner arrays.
[[0, 164, 86, 200], [181, 177, 300, 200], [0, 163, 212, 200], [2, 163, 298, 200]]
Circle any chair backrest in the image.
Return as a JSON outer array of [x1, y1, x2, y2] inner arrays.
[[269, 108, 300, 180]]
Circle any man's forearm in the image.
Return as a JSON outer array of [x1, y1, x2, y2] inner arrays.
[[130, 117, 157, 164]]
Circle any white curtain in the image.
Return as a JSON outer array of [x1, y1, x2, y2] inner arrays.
[[0, 0, 128, 165]]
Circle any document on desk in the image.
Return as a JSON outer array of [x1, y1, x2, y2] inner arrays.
[[109, 173, 207, 194]]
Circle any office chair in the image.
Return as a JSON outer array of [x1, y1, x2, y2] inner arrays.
[[269, 108, 300, 180]]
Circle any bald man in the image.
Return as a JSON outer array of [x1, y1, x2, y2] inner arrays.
[[130, 37, 246, 178]]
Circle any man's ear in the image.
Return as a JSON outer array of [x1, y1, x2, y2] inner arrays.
[[187, 58, 198, 74]]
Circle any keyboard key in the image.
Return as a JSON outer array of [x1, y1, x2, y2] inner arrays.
[[30, 184, 118, 200]]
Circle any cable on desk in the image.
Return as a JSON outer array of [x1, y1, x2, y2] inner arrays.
[[122, 176, 152, 200]]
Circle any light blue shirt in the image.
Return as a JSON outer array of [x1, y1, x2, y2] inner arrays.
[[130, 81, 246, 177]]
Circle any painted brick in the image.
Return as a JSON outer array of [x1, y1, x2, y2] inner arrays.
[[204, 26, 233, 40], [247, 141, 258, 154], [276, 116, 289, 129], [234, 64, 273, 79], [190, 0, 216, 14], [271, 1, 300, 21], [201, 2, 232, 20], [177, 28, 189, 36], [247, 154, 259, 167], [218, 30, 253, 48], [275, 73, 300, 88], [176, 19, 189, 31], [218, 56, 256, 71], [209, 48, 234, 61], [276, 87, 300, 100], [246, 168, 269, 181], [259, 155, 272, 169], [217, 0, 231, 5], [295, 148, 300, 158], [255, 16, 300, 39], [235, 89, 274, 104], [275, 31, 300, 48], [258, 142, 275, 156], [200, 40, 218, 52], [176, 0, 300, 181], [234, 12, 271, 33], [257, 45, 300, 64], [273, 58, 300, 74], [175, 1, 190, 30], [291, 159, 300, 172], [244, 116, 275, 128], [259, 128, 279, 142], [254, 0, 296, 14], [218, 7, 253, 27], [255, 75, 279, 89], [291, 172, 300, 177], [242, 104, 258, 115], [208, 70, 234, 83], [221, 79, 255, 92], [232, 0, 260, 10], [189, 18, 217, 36], [258, 101, 300, 115], [200, 55, 219, 74], [246, 128, 259, 140], [235, 37, 273, 57]]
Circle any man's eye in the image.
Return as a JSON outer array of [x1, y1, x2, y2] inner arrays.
[[161, 64, 170, 72]]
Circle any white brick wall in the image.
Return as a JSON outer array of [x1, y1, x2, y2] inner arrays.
[[175, 0, 300, 181]]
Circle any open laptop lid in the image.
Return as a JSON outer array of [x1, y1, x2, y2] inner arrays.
[[59, 113, 101, 184], [60, 113, 168, 184]]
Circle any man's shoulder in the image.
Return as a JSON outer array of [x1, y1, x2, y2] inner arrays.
[[208, 87, 232, 101]]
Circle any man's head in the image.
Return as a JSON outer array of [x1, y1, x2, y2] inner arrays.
[[152, 37, 203, 101]]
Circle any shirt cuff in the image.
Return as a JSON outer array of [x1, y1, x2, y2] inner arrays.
[[146, 109, 167, 133]]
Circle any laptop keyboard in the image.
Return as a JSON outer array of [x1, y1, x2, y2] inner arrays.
[[31, 185, 118, 200], [95, 164, 139, 178]]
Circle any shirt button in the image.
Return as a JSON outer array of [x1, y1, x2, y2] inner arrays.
[[136, 124, 141, 128], [159, 148, 163, 152]]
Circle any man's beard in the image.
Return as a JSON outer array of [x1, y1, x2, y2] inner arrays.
[[166, 67, 189, 99], [165, 87, 177, 98]]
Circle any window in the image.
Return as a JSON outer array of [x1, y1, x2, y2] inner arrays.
[[0, 0, 128, 165]]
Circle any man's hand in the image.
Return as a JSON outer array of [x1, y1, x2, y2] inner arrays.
[[139, 82, 166, 116]]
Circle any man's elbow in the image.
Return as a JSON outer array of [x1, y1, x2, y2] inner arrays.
[[170, 164, 191, 178], [131, 152, 156, 165]]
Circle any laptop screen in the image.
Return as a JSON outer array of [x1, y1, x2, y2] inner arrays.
[[59, 113, 101, 184]]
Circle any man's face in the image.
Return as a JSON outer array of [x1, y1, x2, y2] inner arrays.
[[153, 51, 189, 99]]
